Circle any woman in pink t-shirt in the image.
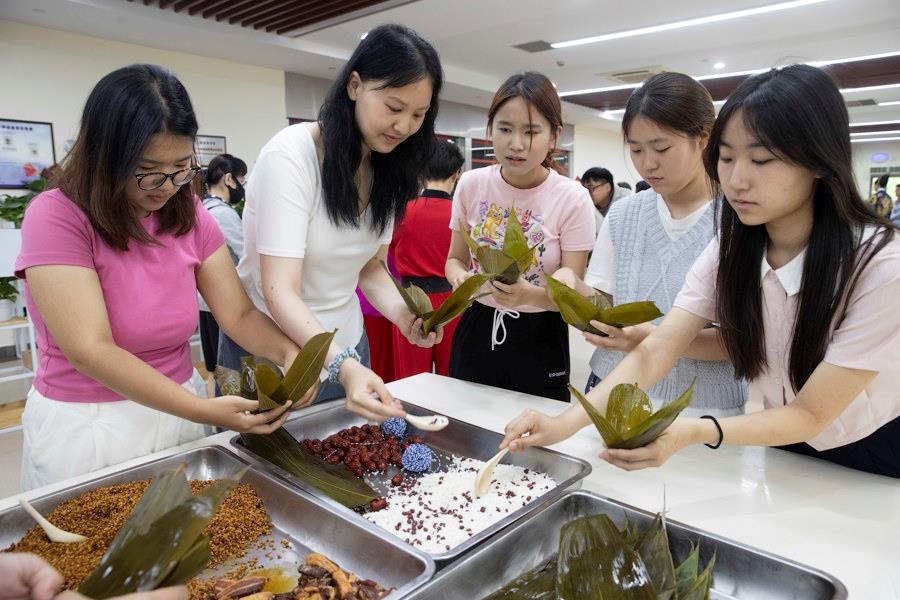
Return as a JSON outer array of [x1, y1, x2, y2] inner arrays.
[[15, 65, 305, 490], [445, 71, 596, 402], [503, 65, 900, 478]]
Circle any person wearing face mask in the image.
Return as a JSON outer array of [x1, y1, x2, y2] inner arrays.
[[198, 153, 247, 374]]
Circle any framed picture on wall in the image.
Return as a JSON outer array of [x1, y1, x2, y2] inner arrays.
[[196, 135, 227, 167], [0, 119, 56, 189]]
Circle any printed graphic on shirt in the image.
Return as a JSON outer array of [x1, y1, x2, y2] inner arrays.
[[470, 201, 546, 285]]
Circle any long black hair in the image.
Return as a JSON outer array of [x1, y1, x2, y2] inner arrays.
[[707, 64, 896, 391], [318, 23, 442, 235], [60, 64, 198, 250]]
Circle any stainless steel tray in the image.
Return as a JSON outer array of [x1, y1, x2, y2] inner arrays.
[[230, 399, 592, 566], [403, 489, 847, 599], [0, 446, 434, 598]]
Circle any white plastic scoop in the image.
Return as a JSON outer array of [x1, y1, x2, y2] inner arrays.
[[405, 413, 449, 431], [18, 497, 87, 543], [474, 448, 509, 498]]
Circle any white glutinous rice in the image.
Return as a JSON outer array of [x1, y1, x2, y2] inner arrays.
[[363, 456, 555, 554]]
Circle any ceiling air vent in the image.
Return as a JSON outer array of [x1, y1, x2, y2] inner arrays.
[[844, 98, 877, 107], [597, 66, 665, 84], [512, 40, 554, 53]]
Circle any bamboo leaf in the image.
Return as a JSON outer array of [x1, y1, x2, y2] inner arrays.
[[607, 383, 653, 436], [678, 550, 716, 600], [545, 275, 604, 334], [674, 543, 701, 597], [240, 428, 377, 509], [422, 273, 491, 333], [568, 384, 623, 448], [598, 301, 664, 328], [214, 366, 242, 397], [484, 558, 558, 600], [78, 467, 246, 598], [277, 329, 335, 404], [616, 379, 696, 450], [634, 514, 677, 600], [255, 364, 283, 409], [557, 514, 656, 600], [457, 218, 535, 285], [381, 261, 433, 317]]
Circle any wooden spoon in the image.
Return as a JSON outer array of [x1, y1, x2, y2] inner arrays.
[[474, 448, 509, 498], [18, 497, 87, 544], [405, 413, 449, 432]]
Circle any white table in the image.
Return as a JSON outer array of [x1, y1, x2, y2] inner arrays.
[[4, 373, 898, 598]]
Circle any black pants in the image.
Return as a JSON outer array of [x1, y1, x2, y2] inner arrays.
[[198, 311, 219, 373], [777, 414, 900, 478], [449, 302, 570, 402]]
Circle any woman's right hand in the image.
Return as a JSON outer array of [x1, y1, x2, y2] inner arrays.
[[339, 359, 406, 422], [202, 396, 292, 434], [500, 409, 576, 452], [449, 270, 472, 291], [550, 266, 578, 289]]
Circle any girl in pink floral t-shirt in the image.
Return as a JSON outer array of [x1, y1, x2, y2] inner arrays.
[[445, 72, 595, 402]]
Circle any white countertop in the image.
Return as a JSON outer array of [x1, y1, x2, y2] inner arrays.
[[4, 373, 898, 598]]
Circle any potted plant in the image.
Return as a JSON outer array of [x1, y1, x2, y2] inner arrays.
[[0, 276, 18, 321], [0, 176, 47, 228]]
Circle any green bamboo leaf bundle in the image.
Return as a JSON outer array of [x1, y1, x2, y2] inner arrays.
[[459, 208, 537, 284], [569, 380, 696, 450], [487, 512, 715, 600], [382, 261, 491, 334], [214, 330, 378, 508], [545, 274, 663, 336], [78, 465, 247, 599]]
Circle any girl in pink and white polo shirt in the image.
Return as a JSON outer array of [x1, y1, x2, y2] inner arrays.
[[15, 65, 304, 490], [503, 65, 900, 478]]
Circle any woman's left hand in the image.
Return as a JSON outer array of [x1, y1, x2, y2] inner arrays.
[[600, 418, 693, 471], [583, 320, 654, 352], [490, 277, 535, 309], [397, 313, 444, 348]]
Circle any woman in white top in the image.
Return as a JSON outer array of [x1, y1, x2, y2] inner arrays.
[[219, 25, 443, 421], [503, 65, 900, 478]]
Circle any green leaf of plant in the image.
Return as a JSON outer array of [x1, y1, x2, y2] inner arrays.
[[557, 514, 656, 600], [616, 379, 696, 450], [674, 543, 701, 597], [607, 383, 653, 437], [276, 329, 336, 404], [484, 558, 558, 600], [678, 550, 716, 600], [381, 261, 433, 317], [241, 428, 377, 508], [255, 364, 283, 410], [458, 218, 532, 284], [568, 383, 623, 448], [422, 273, 491, 333], [545, 274, 605, 335]]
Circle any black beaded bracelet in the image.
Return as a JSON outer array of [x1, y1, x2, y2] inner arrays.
[[699, 415, 723, 449]]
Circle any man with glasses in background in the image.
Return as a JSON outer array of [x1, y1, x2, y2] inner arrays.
[[580, 167, 630, 235]]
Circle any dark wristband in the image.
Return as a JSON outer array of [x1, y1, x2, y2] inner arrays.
[[699, 415, 723, 449]]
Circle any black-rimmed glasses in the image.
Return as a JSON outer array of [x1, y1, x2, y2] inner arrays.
[[134, 166, 201, 191]]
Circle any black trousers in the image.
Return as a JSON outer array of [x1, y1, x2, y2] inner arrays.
[[198, 310, 220, 373], [449, 302, 570, 402], [776, 414, 900, 478]]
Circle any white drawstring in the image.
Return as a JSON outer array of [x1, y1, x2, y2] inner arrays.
[[491, 308, 520, 351]]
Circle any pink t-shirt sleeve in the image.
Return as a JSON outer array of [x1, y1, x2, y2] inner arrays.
[[673, 237, 719, 322], [15, 190, 95, 277], [449, 172, 471, 232], [557, 184, 596, 251], [824, 241, 900, 372]]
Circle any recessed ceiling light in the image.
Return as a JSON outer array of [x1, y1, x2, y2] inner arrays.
[[713, 62, 726, 70], [840, 83, 900, 94], [850, 136, 900, 143], [878, 100, 900, 106], [849, 120, 900, 127], [551, 0, 829, 48], [850, 130, 900, 136]]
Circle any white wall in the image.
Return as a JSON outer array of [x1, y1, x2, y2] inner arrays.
[[0, 20, 286, 171], [572, 125, 635, 185]]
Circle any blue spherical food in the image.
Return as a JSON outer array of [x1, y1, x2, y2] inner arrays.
[[401, 443, 433, 473], [381, 416, 407, 438]]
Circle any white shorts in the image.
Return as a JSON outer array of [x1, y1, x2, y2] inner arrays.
[[21, 369, 211, 491]]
